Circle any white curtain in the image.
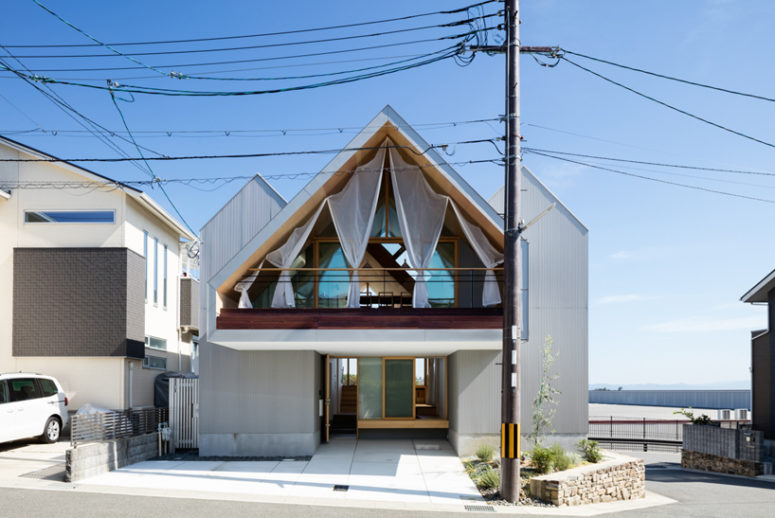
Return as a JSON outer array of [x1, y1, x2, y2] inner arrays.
[[388, 146, 448, 308], [327, 146, 386, 307], [265, 203, 326, 308], [233, 260, 263, 308], [450, 202, 504, 306]]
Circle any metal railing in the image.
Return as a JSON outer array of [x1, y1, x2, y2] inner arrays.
[[71, 407, 168, 447], [243, 266, 504, 309], [588, 418, 751, 452]]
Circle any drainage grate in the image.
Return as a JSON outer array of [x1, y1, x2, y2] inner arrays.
[[333, 484, 349, 492], [464, 505, 495, 512]]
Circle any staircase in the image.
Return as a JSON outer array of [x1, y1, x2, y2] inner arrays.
[[332, 385, 357, 434]]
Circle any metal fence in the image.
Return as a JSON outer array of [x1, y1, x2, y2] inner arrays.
[[71, 407, 168, 448], [589, 418, 750, 452], [169, 377, 199, 450]]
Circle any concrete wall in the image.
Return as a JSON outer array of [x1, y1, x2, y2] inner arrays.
[[199, 344, 321, 457], [448, 350, 501, 456], [66, 432, 159, 482], [589, 390, 752, 410], [13, 247, 145, 358]]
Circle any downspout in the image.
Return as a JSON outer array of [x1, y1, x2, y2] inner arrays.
[[177, 242, 183, 372]]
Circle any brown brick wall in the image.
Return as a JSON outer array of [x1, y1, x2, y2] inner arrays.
[[13, 248, 145, 357]]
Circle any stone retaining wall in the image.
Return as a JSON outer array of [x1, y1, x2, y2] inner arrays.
[[66, 432, 158, 482], [529, 452, 645, 506], [681, 450, 763, 477]]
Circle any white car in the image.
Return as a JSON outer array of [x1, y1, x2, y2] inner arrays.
[[0, 373, 69, 444]]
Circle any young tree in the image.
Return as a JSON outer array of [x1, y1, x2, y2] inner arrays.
[[531, 336, 560, 446]]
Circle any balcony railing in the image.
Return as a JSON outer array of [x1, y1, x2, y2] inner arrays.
[[243, 266, 504, 309]]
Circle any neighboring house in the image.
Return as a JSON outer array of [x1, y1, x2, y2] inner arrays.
[[0, 136, 199, 411], [741, 271, 775, 441], [198, 106, 588, 457]]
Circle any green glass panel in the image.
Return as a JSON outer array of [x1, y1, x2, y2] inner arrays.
[[358, 358, 383, 419], [427, 242, 455, 308], [318, 242, 349, 308], [385, 359, 414, 418]]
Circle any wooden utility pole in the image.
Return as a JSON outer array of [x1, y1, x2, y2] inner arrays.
[[501, 0, 521, 503]]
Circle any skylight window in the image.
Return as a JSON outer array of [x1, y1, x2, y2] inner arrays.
[[24, 210, 115, 223]]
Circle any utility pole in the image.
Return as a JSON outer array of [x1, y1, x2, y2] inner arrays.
[[501, 0, 521, 503], [468, 3, 554, 504]]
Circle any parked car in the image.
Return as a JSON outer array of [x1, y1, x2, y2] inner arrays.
[[0, 373, 69, 444]]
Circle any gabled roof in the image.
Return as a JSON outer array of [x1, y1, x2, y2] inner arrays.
[[741, 268, 775, 303], [210, 105, 505, 293], [0, 135, 195, 240]]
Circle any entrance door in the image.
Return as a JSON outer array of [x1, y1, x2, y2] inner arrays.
[[384, 359, 414, 419]]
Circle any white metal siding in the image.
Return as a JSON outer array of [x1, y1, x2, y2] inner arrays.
[[200, 176, 285, 283]]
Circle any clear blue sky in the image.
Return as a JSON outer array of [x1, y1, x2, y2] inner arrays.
[[2, 0, 773, 387]]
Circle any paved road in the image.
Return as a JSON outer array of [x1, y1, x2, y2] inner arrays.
[[615, 466, 775, 518], [0, 487, 488, 518]]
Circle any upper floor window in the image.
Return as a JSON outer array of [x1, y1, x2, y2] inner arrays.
[[143, 231, 149, 301], [163, 245, 168, 308], [145, 336, 167, 351], [25, 210, 115, 223], [153, 238, 159, 305]]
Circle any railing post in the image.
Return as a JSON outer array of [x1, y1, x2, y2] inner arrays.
[[610, 416, 613, 439]]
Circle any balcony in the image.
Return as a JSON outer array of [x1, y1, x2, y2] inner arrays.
[[212, 266, 504, 353]]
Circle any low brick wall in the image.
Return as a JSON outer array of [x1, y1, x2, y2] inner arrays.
[[529, 452, 645, 506], [66, 432, 158, 482], [681, 450, 763, 477]]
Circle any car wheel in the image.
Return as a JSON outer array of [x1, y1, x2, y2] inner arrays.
[[41, 416, 61, 444]]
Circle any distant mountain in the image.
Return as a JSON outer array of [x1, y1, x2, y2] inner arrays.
[[589, 381, 750, 391]]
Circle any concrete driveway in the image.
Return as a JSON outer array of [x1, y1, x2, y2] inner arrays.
[[0, 438, 68, 483], [77, 438, 483, 505]]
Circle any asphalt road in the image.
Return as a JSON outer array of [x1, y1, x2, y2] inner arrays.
[[0, 488, 491, 518], [614, 466, 775, 518]]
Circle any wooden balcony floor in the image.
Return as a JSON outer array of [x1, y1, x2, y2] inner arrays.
[[217, 307, 503, 330]]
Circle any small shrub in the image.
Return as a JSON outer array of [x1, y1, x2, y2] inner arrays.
[[674, 408, 712, 425], [531, 445, 554, 474], [578, 439, 603, 463], [478, 466, 500, 489], [550, 444, 574, 472], [476, 443, 495, 463]]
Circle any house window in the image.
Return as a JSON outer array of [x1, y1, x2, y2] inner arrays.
[[521, 238, 529, 341], [153, 237, 159, 305], [163, 244, 168, 308], [143, 231, 149, 301], [145, 336, 167, 351], [143, 355, 167, 370], [24, 210, 115, 223]]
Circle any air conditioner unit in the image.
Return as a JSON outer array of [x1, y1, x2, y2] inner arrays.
[[717, 409, 733, 420], [735, 409, 749, 421]]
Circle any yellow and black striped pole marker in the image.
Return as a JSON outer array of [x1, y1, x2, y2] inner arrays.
[[501, 422, 520, 459]]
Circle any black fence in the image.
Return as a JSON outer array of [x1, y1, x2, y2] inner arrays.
[[589, 418, 751, 452], [71, 407, 168, 447]]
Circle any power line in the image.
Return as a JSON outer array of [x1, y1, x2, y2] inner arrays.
[[0, 158, 503, 190], [0, 52, 447, 80], [30, 0, 166, 77], [560, 56, 775, 151], [12, 0, 497, 48], [562, 49, 775, 104], [522, 147, 775, 177], [0, 28, 492, 74], [0, 138, 504, 163], [12, 15, 499, 59], [0, 44, 470, 97], [0, 116, 501, 137], [527, 149, 775, 204]]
